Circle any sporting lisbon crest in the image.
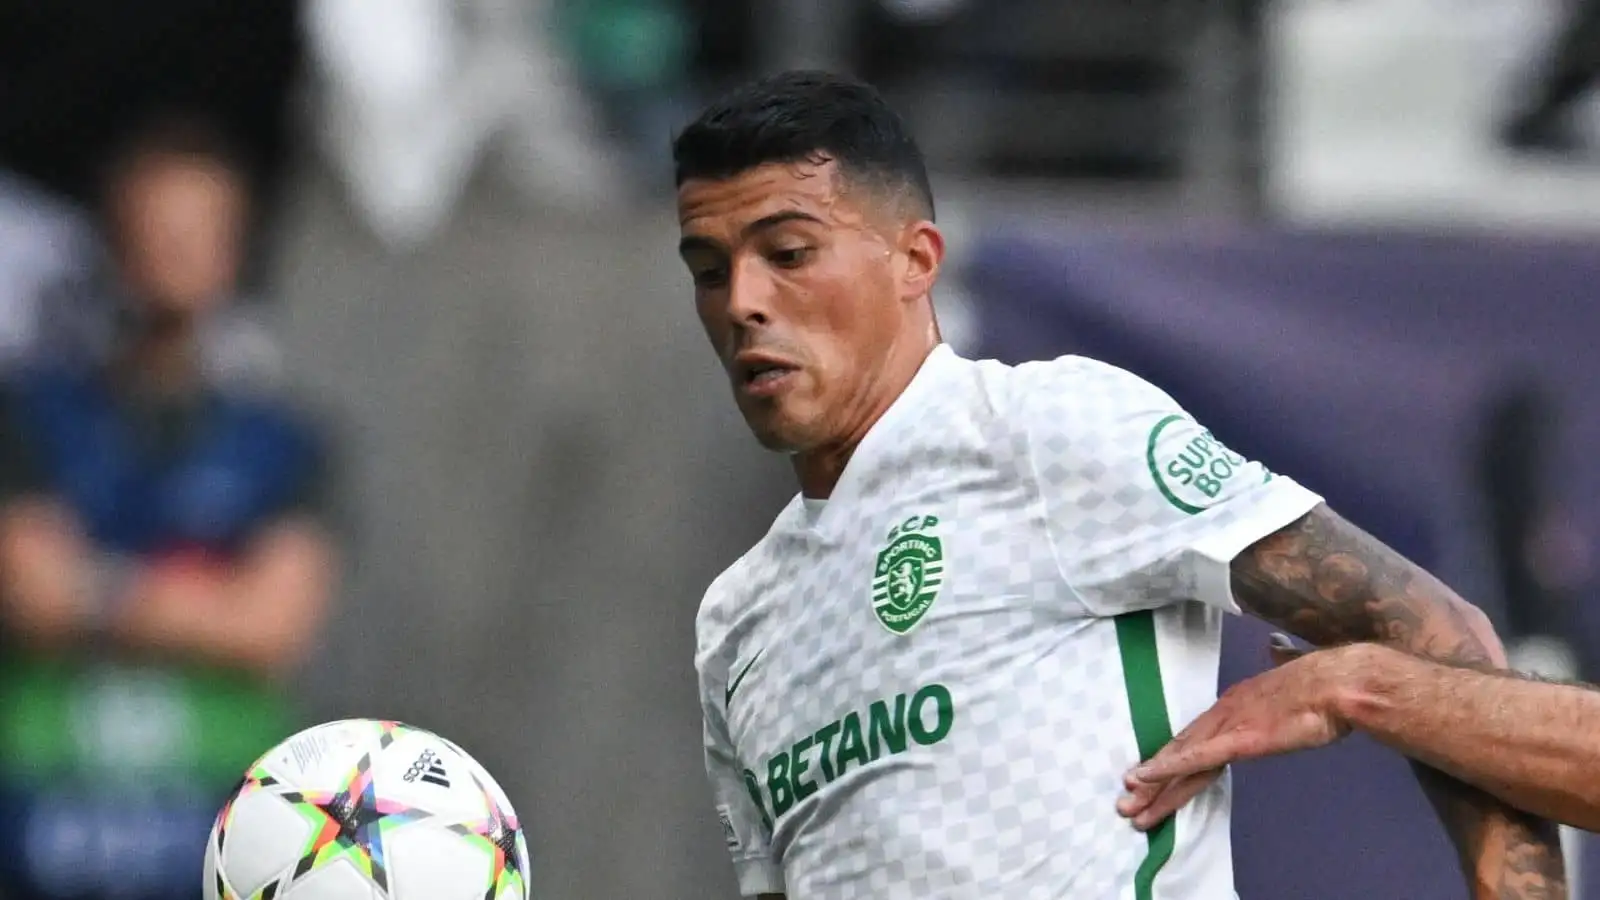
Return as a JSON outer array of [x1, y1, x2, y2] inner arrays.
[[872, 514, 944, 635]]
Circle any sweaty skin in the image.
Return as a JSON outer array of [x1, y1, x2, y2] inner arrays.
[[678, 158, 943, 500]]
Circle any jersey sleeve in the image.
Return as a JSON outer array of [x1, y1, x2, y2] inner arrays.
[[698, 650, 785, 896], [1016, 355, 1324, 616]]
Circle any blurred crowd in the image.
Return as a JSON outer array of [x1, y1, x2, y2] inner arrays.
[[0, 3, 855, 896], [0, 103, 334, 900], [0, 4, 310, 898]]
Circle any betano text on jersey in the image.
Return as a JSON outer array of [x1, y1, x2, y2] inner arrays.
[[696, 346, 1322, 900]]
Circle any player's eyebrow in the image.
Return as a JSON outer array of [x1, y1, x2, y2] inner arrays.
[[743, 210, 825, 235], [678, 210, 825, 258]]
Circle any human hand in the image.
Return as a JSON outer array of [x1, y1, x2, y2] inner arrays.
[[1116, 635, 1360, 831]]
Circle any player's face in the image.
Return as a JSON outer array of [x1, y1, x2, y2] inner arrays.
[[677, 160, 910, 452]]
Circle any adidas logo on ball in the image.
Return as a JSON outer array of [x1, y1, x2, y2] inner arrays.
[[402, 748, 451, 787]]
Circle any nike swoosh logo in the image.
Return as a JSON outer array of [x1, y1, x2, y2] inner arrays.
[[725, 649, 764, 708]]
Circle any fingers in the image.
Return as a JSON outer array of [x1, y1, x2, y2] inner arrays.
[[1118, 767, 1224, 831], [1127, 729, 1240, 786], [1116, 721, 1238, 828], [1116, 764, 1166, 818]]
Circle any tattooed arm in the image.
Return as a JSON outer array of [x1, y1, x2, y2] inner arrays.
[[1231, 504, 1566, 899]]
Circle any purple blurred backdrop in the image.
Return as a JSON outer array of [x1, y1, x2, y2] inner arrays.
[[968, 225, 1600, 900]]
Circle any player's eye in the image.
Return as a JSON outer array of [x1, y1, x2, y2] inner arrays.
[[768, 246, 811, 268], [691, 266, 729, 289]]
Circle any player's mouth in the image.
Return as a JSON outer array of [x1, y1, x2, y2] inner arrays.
[[734, 353, 800, 398]]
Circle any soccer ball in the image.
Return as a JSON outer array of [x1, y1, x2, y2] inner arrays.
[[203, 719, 530, 900]]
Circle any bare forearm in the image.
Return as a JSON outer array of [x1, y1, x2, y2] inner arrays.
[[0, 501, 119, 645], [1231, 507, 1502, 667], [2, 502, 331, 677], [1232, 506, 1564, 898], [114, 592, 291, 676], [117, 524, 333, 677], [1339, 644, 1600, 832]]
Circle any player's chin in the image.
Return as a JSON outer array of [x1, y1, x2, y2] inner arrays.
[[742, 405, 819, 454], [748, 421, 807, 453]]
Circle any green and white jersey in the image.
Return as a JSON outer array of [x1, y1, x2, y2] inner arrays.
[[696, 345, 1322, 900]]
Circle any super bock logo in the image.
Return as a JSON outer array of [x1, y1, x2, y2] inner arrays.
[[1146, 414, 1261, 515], [872, 514, 944, 635]]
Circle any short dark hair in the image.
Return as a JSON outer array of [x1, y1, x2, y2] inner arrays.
[[99, 113, 251, 206], [672, 70, 935, 220]]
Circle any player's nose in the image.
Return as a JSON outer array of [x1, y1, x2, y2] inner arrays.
[[725, 259, 777, 326]]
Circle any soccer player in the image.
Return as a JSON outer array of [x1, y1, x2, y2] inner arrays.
[[678, 70, 1565, 899], [1118, 636, 1600, 833]]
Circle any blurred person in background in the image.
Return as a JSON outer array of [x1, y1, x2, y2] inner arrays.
[[1477, 387, 1587, 680], [0, 116, 336, 900], [557, 0, 694, 187], [0, 171, 99, 373], [1502, 0, 1600, 156], [0, 164, 281, 388], [307, 0, 632, 247], [0, 0, 303, 286]]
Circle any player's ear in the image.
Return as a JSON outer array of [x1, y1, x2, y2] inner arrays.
[[897, 220, 944, 304]]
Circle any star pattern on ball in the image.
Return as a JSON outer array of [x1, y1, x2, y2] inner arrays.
[[212, 765, 282, 899], [209, 721, 533, 900], [448, 770, 529, 899], [215, 766, 274, 848], [280, 722, 434, 893]]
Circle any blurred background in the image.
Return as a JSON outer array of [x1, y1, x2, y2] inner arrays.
[[1, 0, 1598, 898]]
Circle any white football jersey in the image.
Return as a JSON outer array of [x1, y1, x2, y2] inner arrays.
[[696, 345, 1323, 900]]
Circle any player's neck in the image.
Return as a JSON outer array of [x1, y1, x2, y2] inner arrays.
[[793, 447, 851, 500], [793, 336, 938, 500]]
